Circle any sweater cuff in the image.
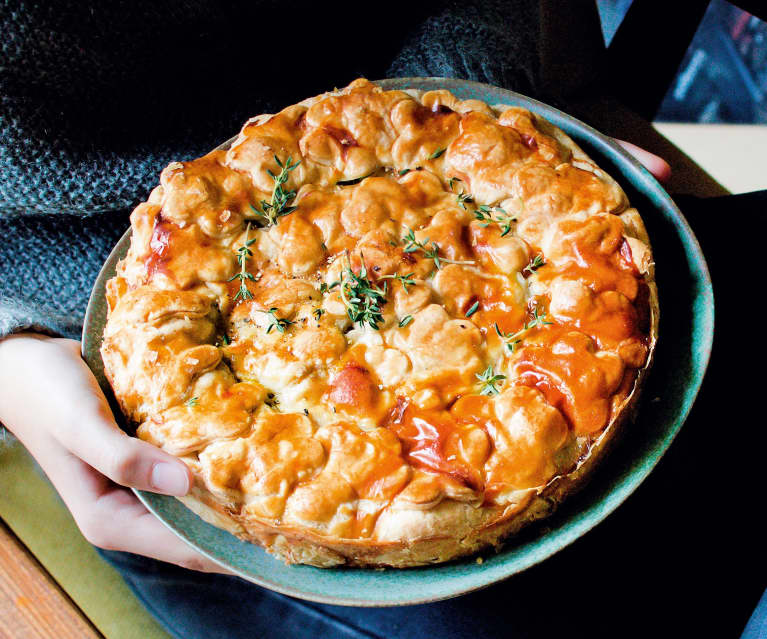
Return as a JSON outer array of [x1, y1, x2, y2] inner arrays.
[[0, 295, 82, 340]]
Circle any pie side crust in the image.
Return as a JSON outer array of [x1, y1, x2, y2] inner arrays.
[[101, 79, 658, 567]]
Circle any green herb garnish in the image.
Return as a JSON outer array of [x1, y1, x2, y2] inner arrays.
[[494, 308, 552, 354], [250, 155, 301, 227], [465, 300, 480, 318], [259, 307, 293, 334], [523, 254, 545, 276], [476, 366, 505, 396], [401, 227, 475, 270], [474, 205, 517, 237], [339, 253, 389, 330], [398, 315, 414, 327], [185, 397, 199, 408], [319, 281, 340, 295], [380, 272, 416, 293], [228, 222, 257, 302], [428, 147, 446, 160]]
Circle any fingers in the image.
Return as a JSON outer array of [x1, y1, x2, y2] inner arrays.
[[1, 335, 226, 573], [93, 496, 231, 574], [615, 139, 672, 183], [49, 451, 229, 574], [60, 415, 192, 496], [12, 336, 192, 496]]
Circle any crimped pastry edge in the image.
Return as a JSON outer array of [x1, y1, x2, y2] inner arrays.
[[174, 203, 658, 568], [111, 85, 659, 568]]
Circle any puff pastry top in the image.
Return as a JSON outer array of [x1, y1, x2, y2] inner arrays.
[[101, 79, 655, 566]]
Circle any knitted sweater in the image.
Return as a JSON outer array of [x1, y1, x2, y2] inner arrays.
[[0, 0, 605, 339]]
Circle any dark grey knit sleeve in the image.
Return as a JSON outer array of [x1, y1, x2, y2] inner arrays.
[[0, 211, 130, 340], [387, 0, 540, 97]]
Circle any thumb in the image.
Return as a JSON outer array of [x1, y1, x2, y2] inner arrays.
[[62, 420, 193, 496], [48, 344, 193, 496]]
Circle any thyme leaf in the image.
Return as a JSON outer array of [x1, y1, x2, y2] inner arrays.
[[339, 253, 388, 330], [494, 308, 552, 354], [401, 227, 475, 270], [476, 366, 505, 396], [250, 155, 301, 227], [319, 281, 340, 295], [259, 307, 293, 334], [456, 191, 473, 210], [523, 254, 546, 276], [228, 222, 257, 302], [474, 205, 517, 237], [380, 272, 416, 293]]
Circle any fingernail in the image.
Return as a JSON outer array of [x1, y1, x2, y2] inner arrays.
[[150, 462, 190, 495]]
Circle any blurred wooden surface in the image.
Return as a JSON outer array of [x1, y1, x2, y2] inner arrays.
[[0, 520, 102, 639], [0, 436, 171, 639]]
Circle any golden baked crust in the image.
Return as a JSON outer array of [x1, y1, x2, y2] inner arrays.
[[101, 79, 658, 567]]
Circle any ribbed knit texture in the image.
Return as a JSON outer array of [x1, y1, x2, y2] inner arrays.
[[0, 0, 558, 340]]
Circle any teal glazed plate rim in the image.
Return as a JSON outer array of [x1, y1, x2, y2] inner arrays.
[[82, 77, 714, 607]]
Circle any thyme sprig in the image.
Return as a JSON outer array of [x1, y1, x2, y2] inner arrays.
[[185, 397, 199, 408], [319, 281, 340, 295], [456, 191, 473, 210], [228, 222, 257, 302], [494, 308, 552, 354], [476, 366, 506, 396], [259, 307, 293, 334], [428, 147, 446, 160], [474, 205, 517, 237], [401, 227, 475, 270], [250, 155, 301, 227], [523, 254, 546, 276], [449, 177, 522, 237], [380, 272, 416, 292], [339, 253, 389, 330]]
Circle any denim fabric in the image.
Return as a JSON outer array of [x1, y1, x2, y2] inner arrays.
[[742, 588, 767, 639], [97, 193, 767, 639]]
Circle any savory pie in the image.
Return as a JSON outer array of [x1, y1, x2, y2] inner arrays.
[[101, 79, 657, 567]]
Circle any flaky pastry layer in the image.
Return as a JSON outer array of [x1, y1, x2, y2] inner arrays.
[[101, 79, 658, 567]]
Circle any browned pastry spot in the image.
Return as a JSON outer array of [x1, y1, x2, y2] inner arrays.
[[102, 79, 657, 567]]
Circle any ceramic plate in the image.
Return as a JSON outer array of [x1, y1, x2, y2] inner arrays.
[[82, 77, 714, 606]]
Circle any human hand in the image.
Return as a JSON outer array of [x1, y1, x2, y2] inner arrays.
[[0, 333, 227, 573], [615, 139, 672, 183]]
